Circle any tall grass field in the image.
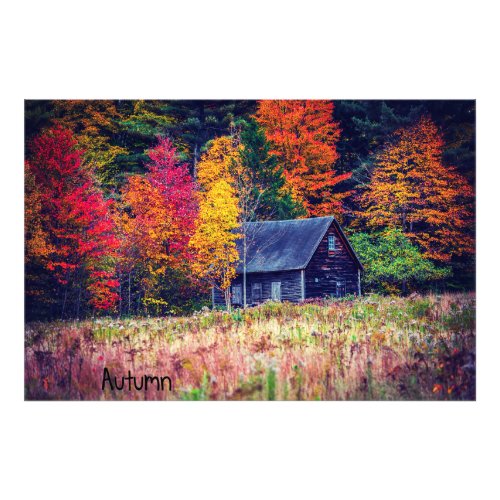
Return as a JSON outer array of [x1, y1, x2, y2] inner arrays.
[[25, 292, 475, 400]]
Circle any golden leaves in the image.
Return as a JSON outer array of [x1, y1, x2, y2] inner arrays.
[[190, 138, 241, 294], [360, 116, 475, 262]]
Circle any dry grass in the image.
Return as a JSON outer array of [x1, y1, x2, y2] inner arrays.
[[25, 292, 475, 400]]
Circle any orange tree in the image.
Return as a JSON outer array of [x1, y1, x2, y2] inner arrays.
[[359, 116, 474, 263], [255, 100, 351, 217], [119, 137, 198, 315]]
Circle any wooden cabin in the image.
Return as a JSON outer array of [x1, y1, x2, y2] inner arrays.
[[212, 216, 363, 307]]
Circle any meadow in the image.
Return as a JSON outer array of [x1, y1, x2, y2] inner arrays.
[[24, 292, 475, 401]]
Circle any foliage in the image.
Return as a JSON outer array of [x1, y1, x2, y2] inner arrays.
[[195, 135, 242, 189], [25, 126, 120, 315], [239, 119, 304, 220], [190, 179, 240, 307], [189, 136, 242, 308], [334, 100, 475, 181], [359, 116, 474, 263], [255, 100, 351, 217], [25, 165, 54, 263], [118, 137, 198, 313], [161, 100, 256, 170], [350, 229, 450, 293], [24, 100, 476, 319], [117, 100, 256, 175], [52, 100, 128, 188]]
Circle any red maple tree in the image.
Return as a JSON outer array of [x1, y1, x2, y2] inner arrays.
[[26, 126, 120, 312]]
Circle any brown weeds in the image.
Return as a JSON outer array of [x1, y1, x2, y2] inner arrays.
[[24, 292, 475, 400]]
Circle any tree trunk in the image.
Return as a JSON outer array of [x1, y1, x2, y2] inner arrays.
[[243, 232, 247, 308], [128, 271, 131, 316], [76, 281, 82, 319], [61, 274, 69, 319], [118, 270, 122, 317], [224, 287, 232, 312], [193, 144, 199, 177]]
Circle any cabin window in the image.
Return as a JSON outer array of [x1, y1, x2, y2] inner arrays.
[[251, 283, 262, 303], [232, 285, 242, 304], [336, 279, 346, 298], [271, 281, 281, 301], [328, 235, 336, 252]]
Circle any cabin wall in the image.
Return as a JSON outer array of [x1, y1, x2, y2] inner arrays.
[[212, 270, 302, 307], [305, 222, 360, 298]]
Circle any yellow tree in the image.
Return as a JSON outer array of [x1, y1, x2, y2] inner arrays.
[[190, 136, 241, 309], [190, 179, 240, 309], [196, 135, 241, 189]]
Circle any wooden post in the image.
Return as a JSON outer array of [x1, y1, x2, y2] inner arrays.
[[358, 269, 362, 296], [301, 269, 305, 301]]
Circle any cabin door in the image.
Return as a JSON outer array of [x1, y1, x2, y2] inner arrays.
[[336, 279, 346, 298], [271, 281, 281, 301]]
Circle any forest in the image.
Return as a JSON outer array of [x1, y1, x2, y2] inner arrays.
[[24, 100, 475, 321]]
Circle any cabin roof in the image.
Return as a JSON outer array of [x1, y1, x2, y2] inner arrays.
[[235, 216, 363, 274]]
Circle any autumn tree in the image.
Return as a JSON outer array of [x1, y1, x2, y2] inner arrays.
[[255, 100, 351, 217], [52, 100, 128, 188], [359, 116, 474, 263], [119, 137, 198, 314], [25, 164, 58, 318], [190, 136, 241, 309], [26, 126, 120, 317], [25, 165, 53, 264], [192, 129, 303, 308]]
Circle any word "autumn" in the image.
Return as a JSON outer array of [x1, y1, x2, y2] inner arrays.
[[102, 367, 172, 392]]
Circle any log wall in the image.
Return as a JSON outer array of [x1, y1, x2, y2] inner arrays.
[[212, 270, 303, 307], [305, 222, 360, 298]]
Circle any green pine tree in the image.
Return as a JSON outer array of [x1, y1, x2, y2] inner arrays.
[[239, 119, 305, 220]]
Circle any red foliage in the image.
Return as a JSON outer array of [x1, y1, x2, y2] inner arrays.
[[27, 126, 120, 311], [119, 137, 198, 284], [145, 136, 198, 258]]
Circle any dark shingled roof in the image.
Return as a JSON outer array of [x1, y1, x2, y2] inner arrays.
[[235, 216, 363, 274]]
